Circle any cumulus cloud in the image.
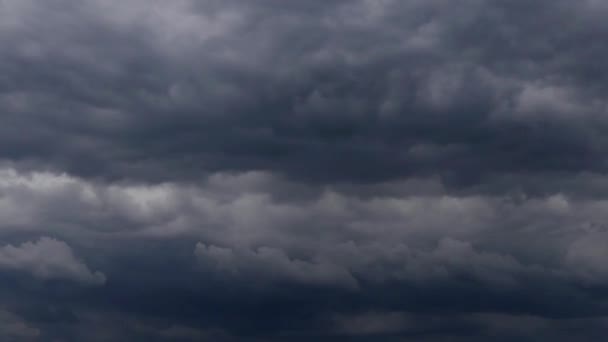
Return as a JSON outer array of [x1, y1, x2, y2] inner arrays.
[[0, 167, 606, 290], [0, 237, 106, 285]]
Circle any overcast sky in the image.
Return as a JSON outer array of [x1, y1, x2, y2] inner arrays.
[[1, 0, 608, 341]]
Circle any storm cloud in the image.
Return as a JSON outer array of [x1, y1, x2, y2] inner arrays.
[[1, 0, 608, 340]]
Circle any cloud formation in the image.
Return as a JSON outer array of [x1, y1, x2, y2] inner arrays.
[[1, 0, 608, 340], [1, 0, 608, 187], [0, 310, 40, 342], [0, 237, 106, 285]]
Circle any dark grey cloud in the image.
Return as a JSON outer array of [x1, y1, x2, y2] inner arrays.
[[1, 0, 608, 340], [0, 168, 604, 340], [1, 0, 608, 187]]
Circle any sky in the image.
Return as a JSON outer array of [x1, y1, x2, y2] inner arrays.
[[1, 0, 608, 341]]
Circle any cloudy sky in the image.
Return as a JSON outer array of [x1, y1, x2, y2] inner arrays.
[[1, 0, 608, 340]]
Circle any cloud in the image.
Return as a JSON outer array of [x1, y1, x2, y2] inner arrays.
[[0, 237, 106, 285], [0, 310, 40, 341], [1, 0, 608, 340], [330, 311, 413, 335], [0, 166, 604, 290], [565, 232, 608, 284], [195, 243, 359, 290], [0, 0, 607, 186]]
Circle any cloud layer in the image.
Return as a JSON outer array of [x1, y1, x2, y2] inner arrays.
[[1, 0, 608, 340]]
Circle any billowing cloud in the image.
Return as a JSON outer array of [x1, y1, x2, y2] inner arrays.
[[0, 0, 607, 187], [0, 237, 106, 285], [0, 166, 606, 339], [1, 0, 608, 340]]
